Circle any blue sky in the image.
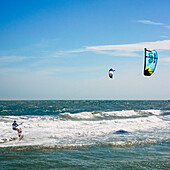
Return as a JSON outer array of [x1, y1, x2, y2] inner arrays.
[[0, 0, 170, 100]]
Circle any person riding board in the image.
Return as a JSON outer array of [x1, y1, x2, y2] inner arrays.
[[12, 121, 22, 137]]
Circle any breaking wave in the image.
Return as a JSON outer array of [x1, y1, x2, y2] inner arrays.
[[0, 109, 169, 148]]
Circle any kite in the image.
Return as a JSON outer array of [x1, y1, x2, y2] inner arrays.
[[144, 48, 158, 76], [109, 68, 115, 79]]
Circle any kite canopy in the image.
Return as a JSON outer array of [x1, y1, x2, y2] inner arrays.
[[109, 68, 115, 79], [144, 48, 158, 76]]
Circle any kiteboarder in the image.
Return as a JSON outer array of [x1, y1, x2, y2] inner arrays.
[[12, 121, 22, 137]]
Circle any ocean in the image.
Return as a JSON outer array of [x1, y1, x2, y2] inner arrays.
[[0, 100, 170, 169]]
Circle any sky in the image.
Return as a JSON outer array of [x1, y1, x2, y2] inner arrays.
[[0, 0, 170, 100]]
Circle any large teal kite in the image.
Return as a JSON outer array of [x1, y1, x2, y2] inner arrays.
[[144, 48, 158, 76]]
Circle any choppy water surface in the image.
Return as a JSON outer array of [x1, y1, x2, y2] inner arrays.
[[0, 100, 170, 169]]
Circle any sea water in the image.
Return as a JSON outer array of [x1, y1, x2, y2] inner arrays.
[[0, 100, 169, 169]]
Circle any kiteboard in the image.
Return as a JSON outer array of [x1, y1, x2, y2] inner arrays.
[[1, 135, 24, 142], [19, 135, 24, 141], [9, 137, 18, 141]]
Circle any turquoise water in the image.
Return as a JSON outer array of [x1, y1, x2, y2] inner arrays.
[[0, 100, 170, 169]]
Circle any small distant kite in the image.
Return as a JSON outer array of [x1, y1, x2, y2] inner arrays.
[[109, 68, 115, 79], [144, 48, 158, 76]]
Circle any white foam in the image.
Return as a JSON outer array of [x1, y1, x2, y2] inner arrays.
[[141, 110, 163, 115], [106, 139, 158, 148], [0, 114, 169, 147], [60, 112, 97, 119], [60, 110, 165, 120], [102, 110, 139, 117], [61, 110, 141, 120]]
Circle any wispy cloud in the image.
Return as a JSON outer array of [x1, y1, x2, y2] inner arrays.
[[0, 55, 40, 67], [1, 40, 170, 67], [160, 35, 170, 38], [137, 19, 170, 29], [67, 40, 170, 57], [138, 20, 164, 25], [165, 25, 170, 29], [0, 56, 27, 63]]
